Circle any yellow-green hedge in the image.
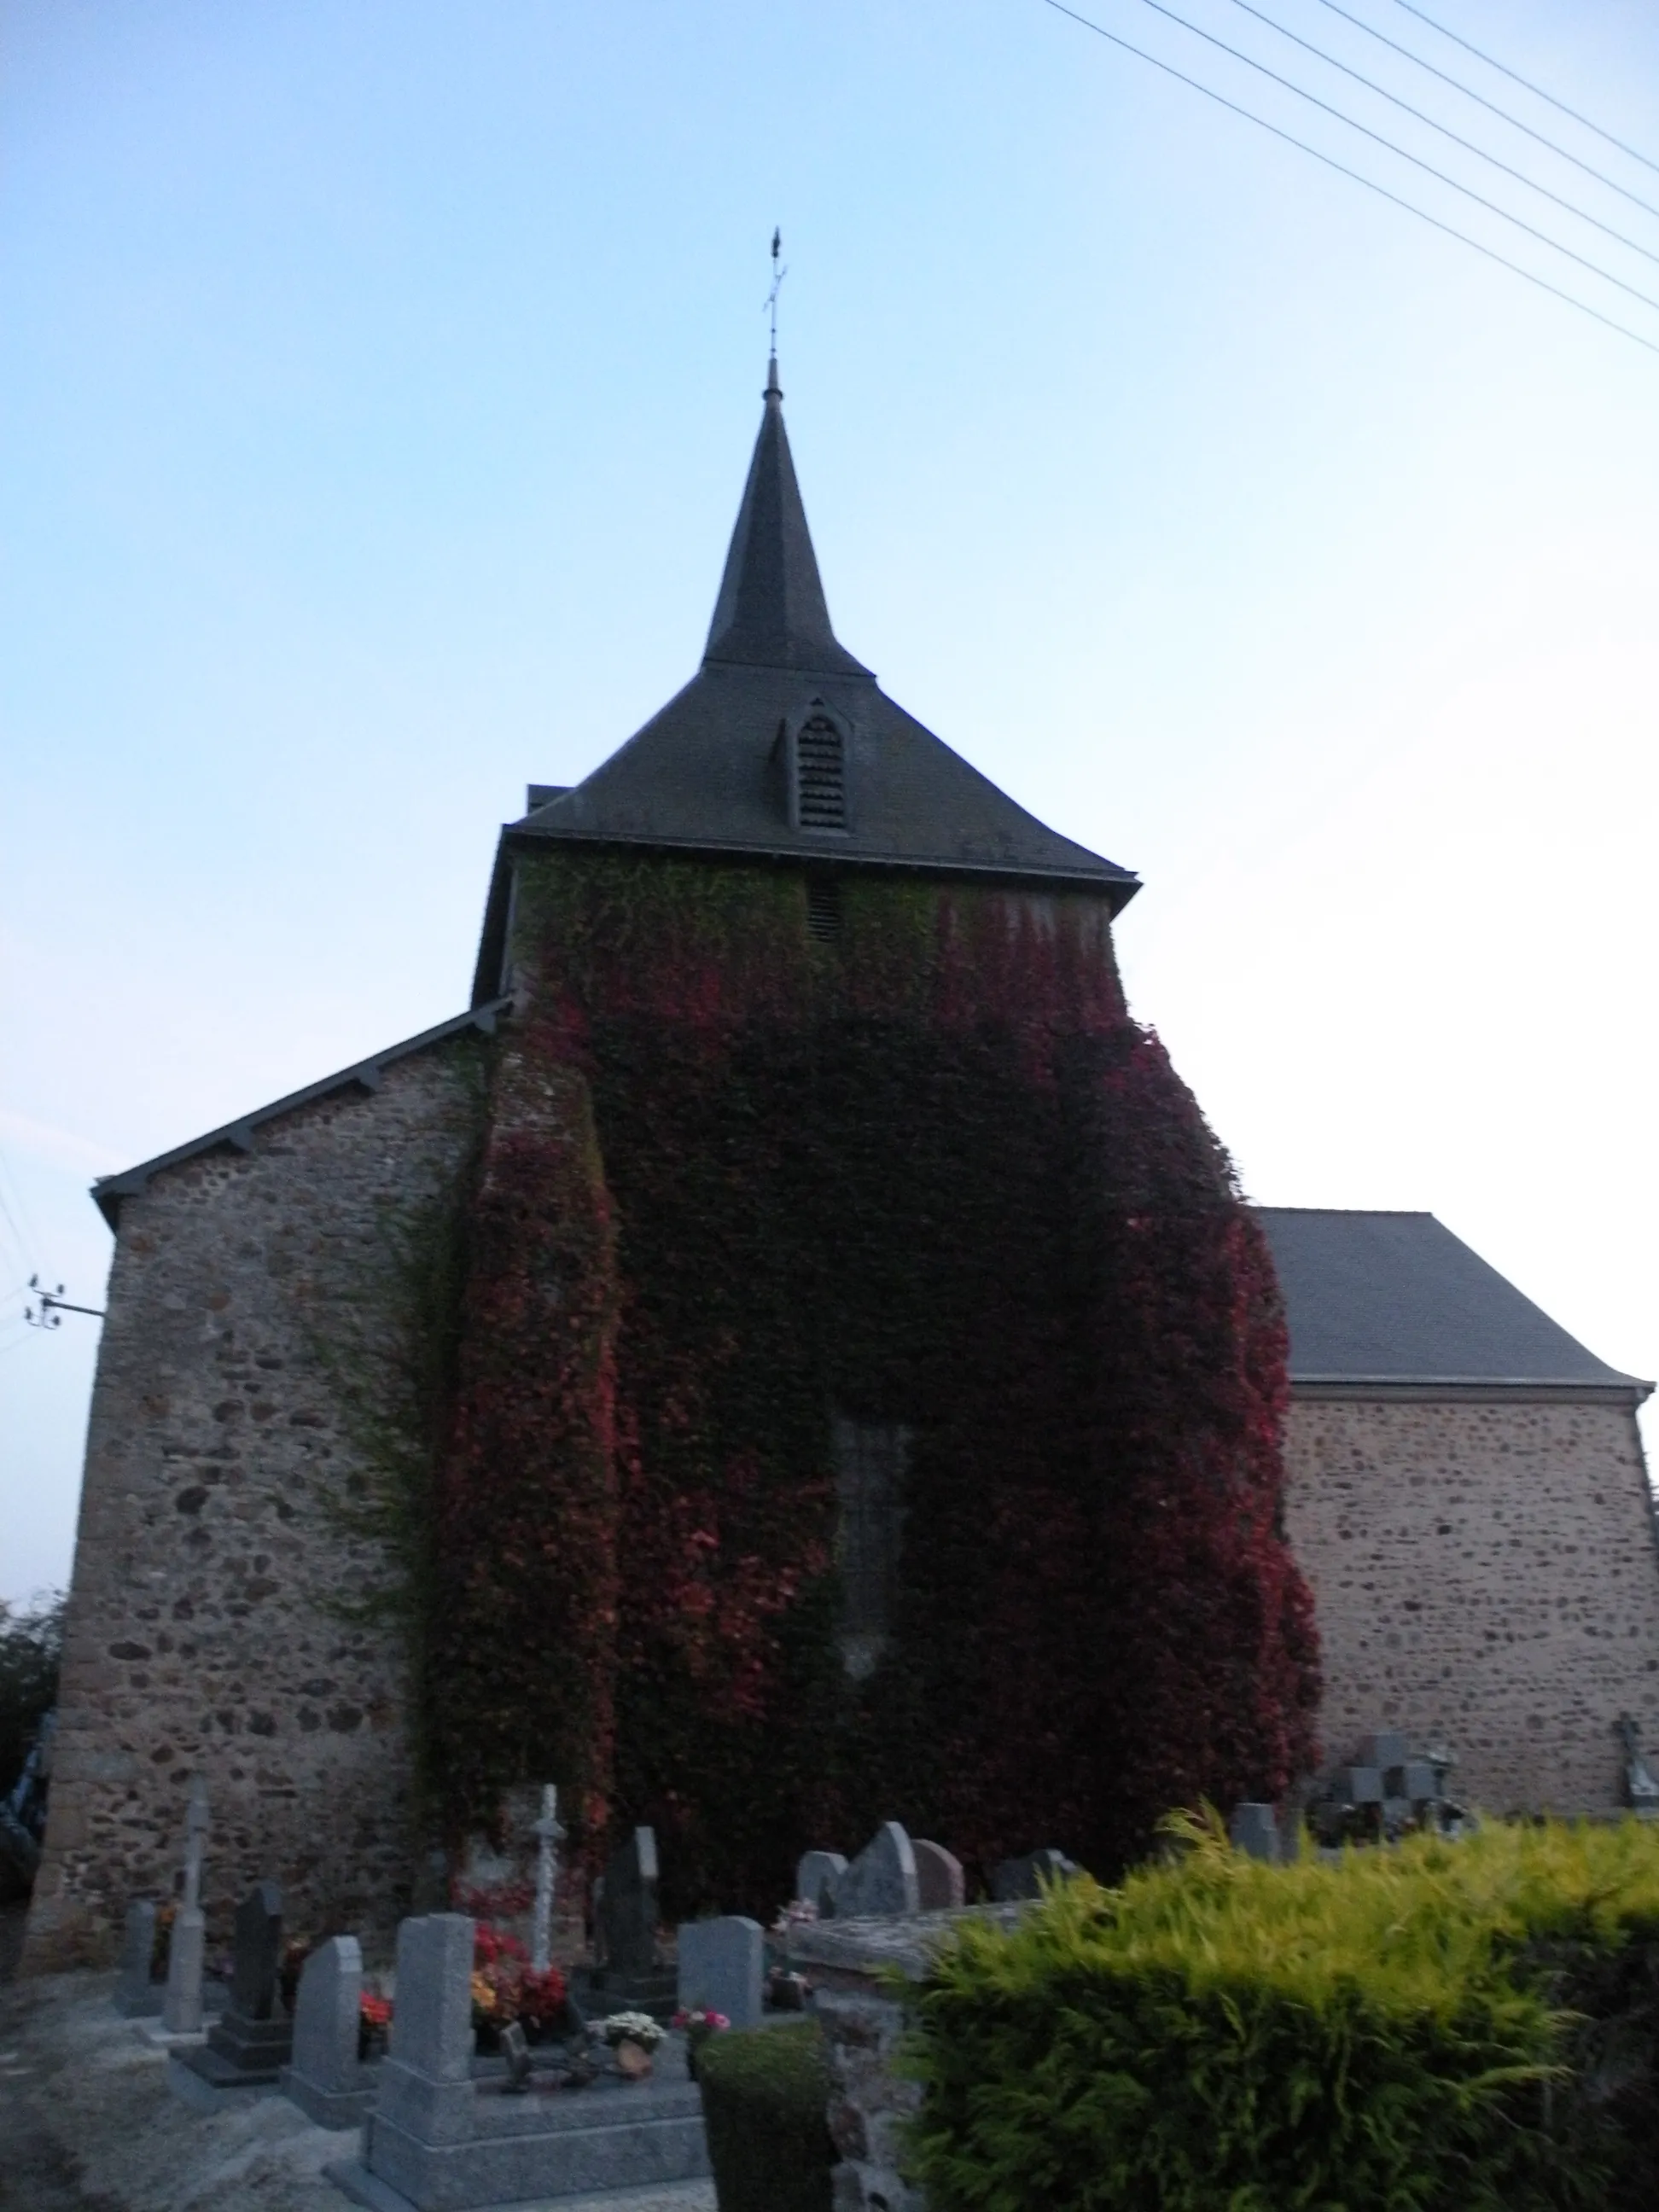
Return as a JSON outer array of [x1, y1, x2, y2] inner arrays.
[[905, 1814, 1659, 2210]]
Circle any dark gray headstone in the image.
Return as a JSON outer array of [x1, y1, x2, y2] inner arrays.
[[1339, 1766, 1383, 1807], [598, 1829, 661, 1981], [795, 1851, 847, 1913], [912, 1839, 965, 1912], [831, 1823, 920, 1918], [676, 1916, 764, 2030], [990, 1848, 1076, 1902], [230, 1881, 284, 2021], [116, 1901, 160, 2016]]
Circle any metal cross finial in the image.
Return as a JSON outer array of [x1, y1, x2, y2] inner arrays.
[[765, 228, 787, 367]]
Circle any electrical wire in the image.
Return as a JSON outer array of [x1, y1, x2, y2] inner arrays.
[[1392, 0, 1659, 182], [1035, 0, 1659, 358], [1218, 0, 1659, 268], [1103, 0, 1659, 317], [1311, 0, 1659, 224]]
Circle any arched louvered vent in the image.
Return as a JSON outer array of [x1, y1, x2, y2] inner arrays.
[[790, 710, 848, 833]]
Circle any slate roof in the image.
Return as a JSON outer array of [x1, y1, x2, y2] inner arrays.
[[1255, 1208, 1650, 1403], [90, 1001, 509, 1229], [472, 358, 1136, 999]]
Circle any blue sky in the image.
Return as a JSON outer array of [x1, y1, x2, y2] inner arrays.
[[3, 0, 1657, 1603]]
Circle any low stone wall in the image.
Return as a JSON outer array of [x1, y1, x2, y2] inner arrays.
[[23, 1037, 486, 1971], [789, 1907, 1022, 2212]]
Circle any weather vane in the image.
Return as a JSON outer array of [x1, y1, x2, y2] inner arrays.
[[765, 228, 787, 358]]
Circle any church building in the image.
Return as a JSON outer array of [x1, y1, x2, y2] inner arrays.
[[23, 359, 1656, 1969]]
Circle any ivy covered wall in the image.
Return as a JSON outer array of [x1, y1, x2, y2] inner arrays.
[[430, 852, 1318, 1914]]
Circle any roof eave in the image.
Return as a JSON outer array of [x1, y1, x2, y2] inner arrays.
[[92, 999, 509, 1231], [1289, 1373, 1653, 1408], [500, 822, 1141, 912]]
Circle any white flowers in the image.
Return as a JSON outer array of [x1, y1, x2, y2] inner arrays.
[[597, 2010, 665, 2049]]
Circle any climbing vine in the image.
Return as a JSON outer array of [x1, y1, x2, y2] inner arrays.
[[428, 853, 1319, 1911]]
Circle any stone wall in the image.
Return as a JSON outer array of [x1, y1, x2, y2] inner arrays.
[[1283, 1394, 1659, 1812], [22, 1037, 486, 1971]]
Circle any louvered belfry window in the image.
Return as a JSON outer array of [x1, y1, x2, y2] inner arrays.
[[791, 710, 848, 832]]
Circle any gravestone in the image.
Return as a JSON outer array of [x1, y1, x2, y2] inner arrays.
[[1229, 1802, 1280, 1863], [599, 1828, 660, 1980], [115, 1901, 161, 2017], [990, 1848, 1076, 1902], [279, 1934, 375, 2128], [831, 1823, 921, 1918], [327, 1910, 710, 2209], [676, 1916, 764, 2030], [573, 1826, 676, 2020], [161, 1778, 211, 2036], [175, 1880, 293, 2096], [795, 1850, 846, 1913], [912, 1840, 964, 1912]]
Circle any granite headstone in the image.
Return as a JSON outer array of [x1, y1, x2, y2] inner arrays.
[[676, 1916, 764, 2030], [911, 1840, 964, 1912], [830, 1823, 921, 1918], [279, 1934, 375, 2128]]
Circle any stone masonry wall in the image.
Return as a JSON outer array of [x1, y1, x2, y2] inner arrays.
[[22, 1038, 486, 1971], [1283, 1394, 1659, 1813]]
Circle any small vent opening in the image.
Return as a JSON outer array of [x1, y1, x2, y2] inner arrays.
[[795, 713, 847, 831], [806, 876, 841, 942]]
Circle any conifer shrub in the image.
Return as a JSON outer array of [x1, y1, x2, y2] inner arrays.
[[905, 1816, 1659, 2211], [697, 2019, 835, 2212]]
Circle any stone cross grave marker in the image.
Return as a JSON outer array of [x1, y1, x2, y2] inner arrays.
[[795, 1850, 846, 1914], [911, 1839, 965, 1912], [161, 1778, 210, 2034], [831, 1823, 920, 1918], [676, 1916, 764, 2030], [599, 1827, 660, 1981], [531, 1785, 565, 1974]]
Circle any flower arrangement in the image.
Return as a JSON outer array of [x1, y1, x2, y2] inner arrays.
[[469, 1923, 570, 2046], [770, 1898, 818, 1940], [358, 1990, 393, 2061], [597, 2011, 664, 2050]]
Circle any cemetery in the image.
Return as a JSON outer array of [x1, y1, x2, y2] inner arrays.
[[11, 1735, 1659, 2212]]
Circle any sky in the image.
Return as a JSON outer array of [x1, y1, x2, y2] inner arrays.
[[3, 0, 1656, 1607]]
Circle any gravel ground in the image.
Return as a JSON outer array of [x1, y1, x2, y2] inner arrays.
[[0, 1952, 718, 2212]]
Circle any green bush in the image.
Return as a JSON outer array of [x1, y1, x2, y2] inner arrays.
[[905, 1814, 1659, 2212], [698, 2019, 835, 2212]]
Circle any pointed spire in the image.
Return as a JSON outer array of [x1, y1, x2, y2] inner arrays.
[[702, 359, 871, 678]]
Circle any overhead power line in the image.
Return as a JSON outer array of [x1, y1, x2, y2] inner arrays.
[[1218, 0, 1659, 270], [1034, 0, 1659, 359], [1106, 0, 1659, 317], [1313, 0, 1659, 224], [1392, 0, 1659, 182]]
